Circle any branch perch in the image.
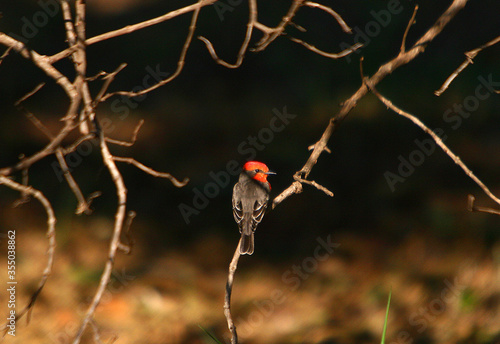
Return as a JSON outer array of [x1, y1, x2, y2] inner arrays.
[[272, 0, 468, 208], [224, 240, 242, 344]]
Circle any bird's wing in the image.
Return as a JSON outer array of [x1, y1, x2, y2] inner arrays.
[[232, 184, 244, 226], [232, 198, 243, 226], [250, 194, 269, 231]]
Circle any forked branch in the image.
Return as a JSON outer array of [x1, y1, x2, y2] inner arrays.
[[272, 0, 468, 209]]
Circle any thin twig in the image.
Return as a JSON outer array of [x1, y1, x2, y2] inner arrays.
[[117, 211, 136, 254], [288, 37, 362, 59], [468, 195, 500, 216], [48, 0, 219, 64], [72, 122, 128, 344], [400, 5, 419, 53], [303, 1, 352, 33], [16, 92, 91, 214], [61, 134, 96, 155], [0, 176, 56, 331], [0, 46, 13, 65], [435, 35, 500, 96], [113, 156, 189, 187], [101, 0, 204, 101], [297, 177, 334, 197], [93, 63, 127, 105], [224, 240, 242, 344], [14, 83, 46, 106], [0, 33, 77, 100], [365, 80, 500, 207], [105, 119, 144, 147], [254, 0, 306, 52], [199, 0, 257, 69]]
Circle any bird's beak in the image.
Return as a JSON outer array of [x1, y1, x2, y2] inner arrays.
[[265, 171, 276, 175]]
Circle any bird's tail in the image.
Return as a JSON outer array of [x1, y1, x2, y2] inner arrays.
[[240, 233, 254, 255]]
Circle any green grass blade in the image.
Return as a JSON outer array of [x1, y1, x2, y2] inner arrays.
[[198, 325, 224, 344], [380, 289, 392, 344]]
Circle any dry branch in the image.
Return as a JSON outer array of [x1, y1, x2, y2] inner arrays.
[[303, 1, 353, 33], [101, 0, 204, 100], [435, 35, 500, 96], [0, 176, 56, 332], [272, 0, 469, 209], [49, 0, 219, 64], [72, 124, 129, 344], [224, 240, 242, 344], [105, 119, 144, 147], [468, 195, 500, 216], [365, 80, 500, 208], [113, 156, 189, 187], [199, 0, 257, 68]]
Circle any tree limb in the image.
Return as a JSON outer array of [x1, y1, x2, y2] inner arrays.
[[272, 0, 469, 209]]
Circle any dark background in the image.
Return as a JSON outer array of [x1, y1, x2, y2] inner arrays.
[[0, 1, 499, 343]]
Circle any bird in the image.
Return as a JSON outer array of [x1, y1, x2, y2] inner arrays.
[[232, 161, 275, 255]]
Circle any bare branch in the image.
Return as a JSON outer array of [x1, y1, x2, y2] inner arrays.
[[61, 133, 96, 155], [0, 33, 77, 100], [49, 0, 219, 64], [55, 149, 91, 215], [468, 195, 500, 216], [72, 125, 128, 344], [0, 176, 56, 330], [62, 0, 94, 135], [101, 0, 204, 101], [400, 5, 419, 53], [288, 37, 362, 59], [224, 240, 242, 344], [105, 119, 144, 147], [272, 0, 469, 208], [272, 181, 303, 209], [18, 99, 91, 215], [0, 46, 13, 65], [365, 80, 500, 207], [435, 35, 500, 96], [118, 211, 137, 254], [298, 177, 334, 197], [14, 83, 46, 106], [254, 0, 305, 52], [199, 0, 257, 68], [303, 1, 353, 33], [93, 63, 127, 105], [113, 156, 189, 187]]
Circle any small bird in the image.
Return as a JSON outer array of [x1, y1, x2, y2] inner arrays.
[[232, 161, 275, 255]]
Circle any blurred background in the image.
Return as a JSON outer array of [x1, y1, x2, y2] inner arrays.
[[0, 0, 499, 343]]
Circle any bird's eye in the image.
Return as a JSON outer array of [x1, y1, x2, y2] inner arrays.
[[255, 169, 261, 173]]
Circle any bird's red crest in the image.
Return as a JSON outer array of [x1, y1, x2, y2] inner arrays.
[[243, 161, 272, 185], [243, 161, 269, 173]]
